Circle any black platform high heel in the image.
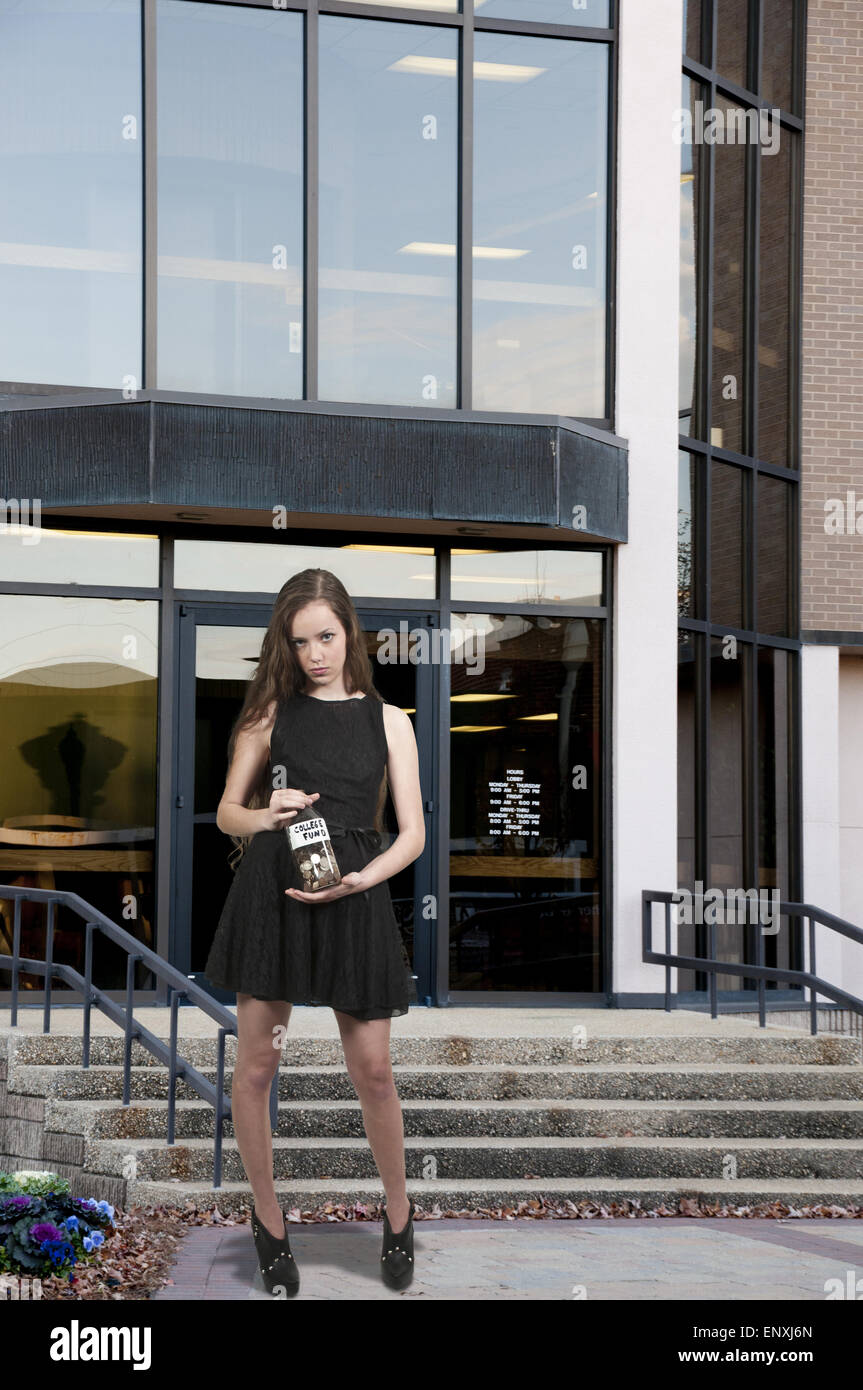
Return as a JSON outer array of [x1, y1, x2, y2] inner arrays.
[[251, 1204, 300, 1296], [380, 1198, 415, 1289]]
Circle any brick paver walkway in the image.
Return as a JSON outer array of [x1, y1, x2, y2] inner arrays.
[[151, 1217, 863, 1300]]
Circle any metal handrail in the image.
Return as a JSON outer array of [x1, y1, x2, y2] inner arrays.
[[0, 884, 280, 1188], [642, 889, 863, 1034]]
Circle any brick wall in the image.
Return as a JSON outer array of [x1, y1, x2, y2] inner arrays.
[[801, 0, 863, 633]]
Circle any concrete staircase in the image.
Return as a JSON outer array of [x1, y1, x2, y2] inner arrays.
[[3, 1023, 863, 1213]]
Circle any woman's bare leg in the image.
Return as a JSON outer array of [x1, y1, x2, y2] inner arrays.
[[334, 1011, 410, 1232], [233, 994, 292, 1240]]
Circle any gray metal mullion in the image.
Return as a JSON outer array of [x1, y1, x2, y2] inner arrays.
[[458, 6, 473, 410], [304, 2, 319, 400], [473, 18, 613, 42], [142, 0, 157, 389], [154, 535, 175, 1001], [0, 582, 162, 599], [434, 548, 451, 1006]]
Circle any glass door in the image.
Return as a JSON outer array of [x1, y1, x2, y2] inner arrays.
[[172, 604, 436, 1005]]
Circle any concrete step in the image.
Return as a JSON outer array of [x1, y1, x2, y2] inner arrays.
[[13, 1061, 863, 1104], [121, 1174, 863, 1214], [42, 1095, 863, 1142], [7, 1031, 862, 1068], [80, 1132, 863, 1182]]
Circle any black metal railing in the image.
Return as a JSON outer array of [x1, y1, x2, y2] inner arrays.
[[0, 884, 280, 1188], [643, 890, 863, 1034]]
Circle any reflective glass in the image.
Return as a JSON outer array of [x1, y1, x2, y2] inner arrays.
[[708, 635, 750, 990], [711, 95, 747, 453], [472, 33, 608, 417], [678, 452, 696, 618], [758, 129, 795, 467], [0, 526, 159, 587], [174, 540, 437, 598], [157, 1, 303, 397], [449, 612, 603, 993], [683, 0, 703, 62], [476, 0, 610, 23], [0, 0, 141, 390], [450, 549, 603, 605], [761, 0, 796, 113], [716, 0, 750, 89], [679, 77, 703, 437], [757, 645, 791, 903], [756, 473, 792, 636], [318, 17, 458, 407], [710, 462, 746, 629], [0, 596, 158, 994]]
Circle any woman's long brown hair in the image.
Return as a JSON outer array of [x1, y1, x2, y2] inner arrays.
[[224, 568, 385, 868]]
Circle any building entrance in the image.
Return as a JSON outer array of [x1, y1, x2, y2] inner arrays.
[[172, 604, 437, 1005]]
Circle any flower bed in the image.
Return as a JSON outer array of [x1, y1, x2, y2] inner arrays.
[[0, 1170, 115, 1286]]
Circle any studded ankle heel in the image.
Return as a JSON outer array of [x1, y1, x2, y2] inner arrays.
[[251, 1204, 300, 1296], [380, 1198, 415, 1290]]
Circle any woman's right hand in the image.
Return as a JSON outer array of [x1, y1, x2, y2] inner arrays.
[[261, 789, 320, 831]]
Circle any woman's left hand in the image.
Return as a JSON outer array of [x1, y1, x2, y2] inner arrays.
[[285, 871, 368, 904]]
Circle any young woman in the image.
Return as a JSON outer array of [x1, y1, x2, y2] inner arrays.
[[204, 568, 425, 1295]]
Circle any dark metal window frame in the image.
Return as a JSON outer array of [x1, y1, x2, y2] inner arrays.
[[0, 522, 611, 1007], [679, 0, 805, 995], [2, 0, 617, 432]]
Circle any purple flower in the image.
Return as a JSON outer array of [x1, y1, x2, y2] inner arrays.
[[1, 1195, 32, 1211], [30, 1222, 64, 1244]]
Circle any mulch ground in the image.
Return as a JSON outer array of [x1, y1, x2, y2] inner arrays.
[[35, 1196, 863, 1300]]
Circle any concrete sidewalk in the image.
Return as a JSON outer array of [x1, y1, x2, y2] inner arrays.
[[152, 1215, 863, 1301]]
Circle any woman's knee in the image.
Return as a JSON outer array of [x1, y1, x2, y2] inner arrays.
[[350, 1062, 396, 1101], [234, 1047, 282, 1093]]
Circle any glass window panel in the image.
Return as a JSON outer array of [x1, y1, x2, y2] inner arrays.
[[318, 17, 457, 408], [711, 95, 747, 454], [757, 644, 796, 987], [449, 549, 603, 605], [710, 462, 746, 629], [709, 634, 750, 990], [678, 451, 698, 618], [678, 628, 698, 888], [683, 0, 703, 62], [340, 0, 459, 7], [761, 0, 796, 112], [0, 0, 141, 390], [757, 645, 790, 900], [157, 1, 303, 398], [449, 612, 603, 992], [473, 33, 608, 417], [475, 0, 610, 24], [0, 596, 158, 994], [173, 540, 437, 597], [758, 129, 794, 467], [679, 77, 703, 437], [756, 473, 791, 636], [0, 527, 159, 587], [716, 0, 750, 89]]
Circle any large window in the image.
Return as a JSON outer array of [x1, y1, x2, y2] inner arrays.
[[0, 0, 142, 392], [157, 1, 304, 397], [677, 0, 802, 1002], [0, 596, 158, 995], [0, 0, 614, 422], [472, 32, 608, 417], [318, 16, 458, 407], [449, 612, 604, 993]]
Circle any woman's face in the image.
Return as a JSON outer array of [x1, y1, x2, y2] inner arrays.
[[289, 600, 348, 691]]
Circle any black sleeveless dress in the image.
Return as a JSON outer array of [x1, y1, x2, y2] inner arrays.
[[204, 692, 417, 1019]]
